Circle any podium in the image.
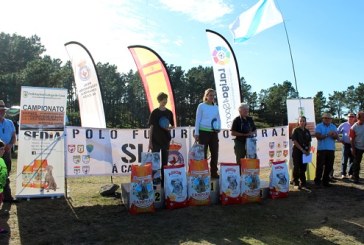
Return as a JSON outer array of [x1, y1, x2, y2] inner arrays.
[[260, 180, 269, 199], [121, 183, 165, 209], [210, 178, 220, 204], [153, 185, 165, 209], [121, 183, 130, 208]]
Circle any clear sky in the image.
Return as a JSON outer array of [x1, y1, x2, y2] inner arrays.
[[1, 0, 363, 98]]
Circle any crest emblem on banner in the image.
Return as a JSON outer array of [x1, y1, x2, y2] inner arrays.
[[79, 64, 91, 81], [77, 145, 84, 153], [82, 166, 90, 174], [82, 155, 90, 164], [269, 142, 275, 149], [23, 90, 29, 98], [73, 155, 81, 164], [74, 166, 81, 174], [276, 151, 282, 157], [68, 145, 76, 153], [86, 144, 94, 153], [283, 150, 288, 157], [283, 141, 288, 148], [269, 151, 275, 158]]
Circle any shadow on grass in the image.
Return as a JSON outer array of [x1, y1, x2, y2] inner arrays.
[[1, 181, 363, 245]]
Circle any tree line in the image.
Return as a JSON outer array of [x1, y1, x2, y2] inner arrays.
[[1, 32, 363, 128]]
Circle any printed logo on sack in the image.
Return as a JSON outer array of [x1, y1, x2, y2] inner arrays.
[[79, 65, 91, 81], [168, 142, 184, 165], [212, 46, 230, 65]]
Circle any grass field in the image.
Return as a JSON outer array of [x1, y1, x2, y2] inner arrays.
[[1, 144, 364, 245]]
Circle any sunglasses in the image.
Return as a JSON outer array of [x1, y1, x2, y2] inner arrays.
[[322, 117, 332, 119]]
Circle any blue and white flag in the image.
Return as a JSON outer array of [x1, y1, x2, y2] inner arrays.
[[230, 0, 283, 43]]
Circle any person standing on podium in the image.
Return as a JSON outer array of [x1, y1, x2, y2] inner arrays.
[[231, 103, 256, 164]]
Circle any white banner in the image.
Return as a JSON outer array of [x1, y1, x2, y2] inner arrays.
[[206, 30, 241, 130], [65, 126, 288, 176], [256, 126, 290, 168], [65, 126, 192, 176], [65, 41, 106, 128], [16, 86, 67, 198]]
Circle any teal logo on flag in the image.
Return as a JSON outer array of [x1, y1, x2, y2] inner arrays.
[[212, 46, 231, 65]]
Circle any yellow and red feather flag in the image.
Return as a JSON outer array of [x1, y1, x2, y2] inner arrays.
[[128, 45, 176, 125]]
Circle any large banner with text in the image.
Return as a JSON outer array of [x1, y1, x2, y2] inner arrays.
[[16, 86, 67, 198], [65, 125, 289, 176], [65, 126, 191, 176]]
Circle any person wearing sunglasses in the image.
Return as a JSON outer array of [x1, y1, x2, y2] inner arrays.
[[314, 112, 339, 187]]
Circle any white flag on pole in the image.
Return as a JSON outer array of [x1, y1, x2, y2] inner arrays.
[[65, 42, 106, 128], [206, 30, 241, 130], [230, 0, 283, 43]]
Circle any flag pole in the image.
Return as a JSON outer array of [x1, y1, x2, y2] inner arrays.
[[282, 20, 299, 98], [275, 0, 301, 108]]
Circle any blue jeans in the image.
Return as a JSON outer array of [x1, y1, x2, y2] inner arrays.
[[341, 143, 353, 176]]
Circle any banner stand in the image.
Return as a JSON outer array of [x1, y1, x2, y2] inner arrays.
[[16, 134, 65, 200]]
